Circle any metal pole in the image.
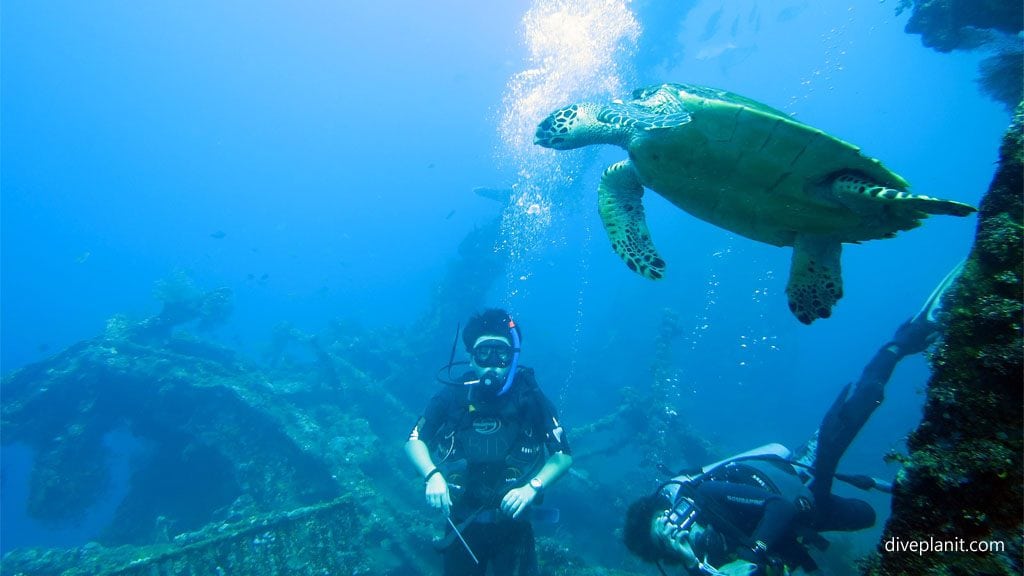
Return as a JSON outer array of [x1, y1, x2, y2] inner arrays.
[[446, 515, 480, 565]]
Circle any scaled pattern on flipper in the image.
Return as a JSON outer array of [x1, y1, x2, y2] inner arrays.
[[535, 82, 976, 324]]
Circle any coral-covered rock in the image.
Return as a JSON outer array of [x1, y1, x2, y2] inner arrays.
[[869, 103, 1022, 575]]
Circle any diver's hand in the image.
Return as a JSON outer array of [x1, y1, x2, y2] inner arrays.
[[651, 513, 700, 569], [425, 474, 451, 516], [500, 484, 538, 519], [717, 559, 759, 576]]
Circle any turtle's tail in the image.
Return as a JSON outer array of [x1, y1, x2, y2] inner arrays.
[[831, 174, 977, 217]]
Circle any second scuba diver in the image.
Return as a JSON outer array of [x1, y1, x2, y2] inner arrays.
[[405, 308, 573, 576], [622, 263, 964, 575]]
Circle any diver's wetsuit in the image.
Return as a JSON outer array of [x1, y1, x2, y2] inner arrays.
[[804, 263, 957, 520], [411, 367, 570, 576], [698, 330, 928, 570], [649, 269, 951, 574], [693, 342, 904, 568], [668, 457, 874, 572], [809, 343, 903, 506]]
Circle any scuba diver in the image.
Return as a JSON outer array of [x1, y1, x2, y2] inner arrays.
[[622, 263, 964, 575], [405, 308, 573, 576]]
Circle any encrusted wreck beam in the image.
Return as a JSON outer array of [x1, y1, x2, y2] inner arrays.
[[900, 0, 1024, 52], [0, 494, 433, 576]]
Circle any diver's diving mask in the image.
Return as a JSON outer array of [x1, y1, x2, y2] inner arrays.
[[472, 343, 513, 368]]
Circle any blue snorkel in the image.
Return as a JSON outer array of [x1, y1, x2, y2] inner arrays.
[[497, 319, 520, 396]]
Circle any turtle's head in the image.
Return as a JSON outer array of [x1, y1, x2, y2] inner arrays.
[[535, 103, 623, 150]]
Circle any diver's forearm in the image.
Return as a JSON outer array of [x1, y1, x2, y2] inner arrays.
[[532, 452, 572, 487], [404, 439, 439, 478]]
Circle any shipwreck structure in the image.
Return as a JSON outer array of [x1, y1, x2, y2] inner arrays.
[[1, 203, 676, 576], [865, 3, 1024, 574], [867, 104, 1023, 576]]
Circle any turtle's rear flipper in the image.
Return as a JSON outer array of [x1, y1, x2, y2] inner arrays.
[[598, 160, 666, 280], [832, 174, 977, 217], [786, 236, 844, 324]]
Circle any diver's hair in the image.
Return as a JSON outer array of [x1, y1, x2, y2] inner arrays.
[[462, 308, 521, 351], [623, 494, 675, 564]]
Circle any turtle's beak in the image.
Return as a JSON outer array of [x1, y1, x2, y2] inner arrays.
[[534, 116, 553, 146]]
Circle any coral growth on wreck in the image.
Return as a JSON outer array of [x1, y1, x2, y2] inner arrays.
[[867, 104, 1023, 576]]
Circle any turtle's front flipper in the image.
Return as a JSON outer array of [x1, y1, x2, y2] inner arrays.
[[598, 160, 666, 280], [832, 174, 976, 216], [786, 235, 844, 324]]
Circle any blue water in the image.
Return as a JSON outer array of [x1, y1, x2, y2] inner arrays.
[[1, 0, 1012, 565]]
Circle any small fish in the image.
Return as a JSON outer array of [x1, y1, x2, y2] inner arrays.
[[210, 230, 226, 239], [445, 209, 456, 220], [76, 251, 91, 264]]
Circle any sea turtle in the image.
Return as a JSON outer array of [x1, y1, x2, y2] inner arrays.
[[534, 83, 976, 324]]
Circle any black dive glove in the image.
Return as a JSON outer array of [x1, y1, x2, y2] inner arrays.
[[889, 260, 963, 357], [888, 315, 939, 357]]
